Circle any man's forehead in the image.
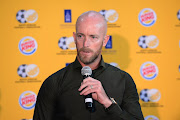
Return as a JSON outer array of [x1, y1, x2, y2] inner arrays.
[[77, 18, 104, 29], [79, 12, 103, 21], [76, 32, 99, 36], [76, 11, 107, 35], [79, 15, 103, 23], [77, 25, 102, 34], [78, 20, 104, 28]]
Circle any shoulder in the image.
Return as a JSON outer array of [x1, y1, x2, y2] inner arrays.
[[105, 63, 132, 78], [43, 63, 73, 86], [105, 63, 135, 87]]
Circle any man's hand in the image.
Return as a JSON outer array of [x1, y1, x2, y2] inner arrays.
[[78, 77, 112, 108]]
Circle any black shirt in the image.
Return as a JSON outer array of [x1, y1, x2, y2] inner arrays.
[[33, 57, 144, 120]]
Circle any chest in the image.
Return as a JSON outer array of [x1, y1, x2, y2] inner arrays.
[[57, 70, 125, 110]]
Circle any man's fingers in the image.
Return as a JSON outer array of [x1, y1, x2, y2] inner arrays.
[[78, 81, 91, 91], [80, 85, 92, 95], [81, 87, 98, 96], [80, 84, 97, 95], [78, 77, 97, 91]]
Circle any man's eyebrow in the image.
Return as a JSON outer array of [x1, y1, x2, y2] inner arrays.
[[76, 33, 99, 37], [89, 34, 98, 37], [89, 34, 99, 37], [76, 33, 84, 35]]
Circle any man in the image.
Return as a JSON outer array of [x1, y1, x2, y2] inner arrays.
[[33, 11, 144, 120]]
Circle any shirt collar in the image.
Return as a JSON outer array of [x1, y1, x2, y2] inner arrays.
[[73, 56, 106, 70]]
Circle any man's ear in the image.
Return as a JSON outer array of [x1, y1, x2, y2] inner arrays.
[[103, 35, 110, 46], [73, 32, 76, 44]]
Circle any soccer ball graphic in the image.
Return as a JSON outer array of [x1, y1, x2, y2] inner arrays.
[[16, 10, 27, 23], [177, 10, 180, 20], [138, 35, 148, 48], [58, 37, 68, 50], [140, 89, 150, 102], [17, 64, 28, 78], [99, 10, 107, 17]]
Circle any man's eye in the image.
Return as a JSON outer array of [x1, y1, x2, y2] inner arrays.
[[78, 35, 82, 38], [91, 36, 97, 39]]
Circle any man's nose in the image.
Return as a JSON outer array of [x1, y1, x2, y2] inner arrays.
[[83, 37, 90, 47]]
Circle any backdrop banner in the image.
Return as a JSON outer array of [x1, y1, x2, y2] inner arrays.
[[0, 0, 180, 120]]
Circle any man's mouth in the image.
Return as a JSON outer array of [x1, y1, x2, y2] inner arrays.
[[83, 50, 90, 53], [79, 47, 93, 56]]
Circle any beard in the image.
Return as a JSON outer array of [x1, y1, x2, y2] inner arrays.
[[77, 44, 103, 65]]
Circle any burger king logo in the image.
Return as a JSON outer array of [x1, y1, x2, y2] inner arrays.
[[145, 115, 159, 120], [19, 36, 38, 55], [140, 62, 158, 80], [19, 91, 36, 110], [139, 8, 157, 27]]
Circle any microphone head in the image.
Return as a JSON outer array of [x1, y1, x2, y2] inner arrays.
[[81, 66, 92, 76]]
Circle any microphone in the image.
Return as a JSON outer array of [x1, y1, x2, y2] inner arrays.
[[81, 66, 95, 112]]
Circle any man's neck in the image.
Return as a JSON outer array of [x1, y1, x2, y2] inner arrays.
[[77, 55, 101, 70]]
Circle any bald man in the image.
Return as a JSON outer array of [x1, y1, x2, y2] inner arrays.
[[33, 11, 144, 120]]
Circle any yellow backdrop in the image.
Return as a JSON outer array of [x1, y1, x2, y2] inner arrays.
[[0, 0, 180, 120]]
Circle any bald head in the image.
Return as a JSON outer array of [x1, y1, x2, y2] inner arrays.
[[76, 11, 107, 35]]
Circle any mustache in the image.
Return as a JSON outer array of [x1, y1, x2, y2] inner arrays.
[[79, 47, 93, 53]]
